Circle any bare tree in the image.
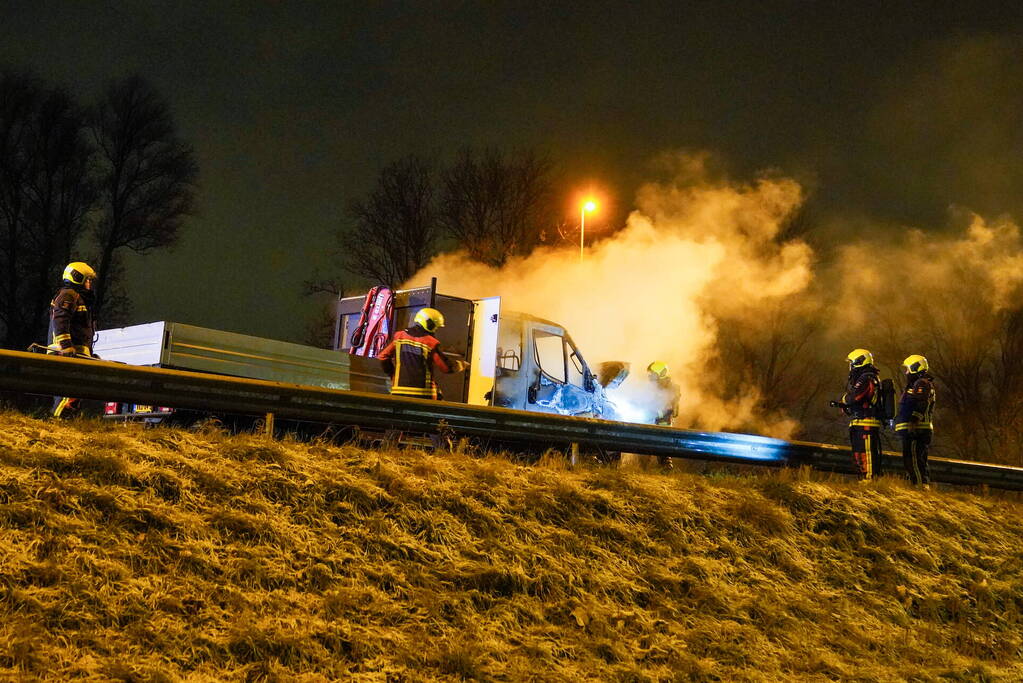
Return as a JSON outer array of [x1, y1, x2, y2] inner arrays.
[[90, 75, 198, 321], [305, 155, 446, 345], [439, 148, 555, 267], [0, 71, 96, 349], [342, 155, 439, 286]]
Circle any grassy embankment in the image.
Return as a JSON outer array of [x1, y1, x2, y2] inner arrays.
[[1, 411, 1022, 681]]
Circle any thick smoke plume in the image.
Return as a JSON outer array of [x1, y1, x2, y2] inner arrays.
[[406, 152, 1023, 457], [408, 153, 813, 436]]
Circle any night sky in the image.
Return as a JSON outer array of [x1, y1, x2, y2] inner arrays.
[[3, 2, 1022, 341]]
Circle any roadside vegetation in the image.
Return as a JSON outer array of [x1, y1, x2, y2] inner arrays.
[[1, 410, 1022, 681]]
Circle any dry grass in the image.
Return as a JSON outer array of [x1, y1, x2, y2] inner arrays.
[[1, 411, 1022, 681]]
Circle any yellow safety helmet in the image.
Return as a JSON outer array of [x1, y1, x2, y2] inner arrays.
[[647, 360, 669, 380], [846, 348, 874, 369], [902, 354, 929, 375], [63, 262, 97, 286], [413, 307, 445, 333]]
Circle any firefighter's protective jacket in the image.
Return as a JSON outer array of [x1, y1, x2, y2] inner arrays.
[[895, 373, 935, 433], [651, 377, 681, 426], [378, 324, 454, 399], [48, 285, 95, 354], [842, 366, 881, 428]]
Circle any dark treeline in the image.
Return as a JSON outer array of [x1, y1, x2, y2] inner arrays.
[[301, 148, 563, 345], [309, 148, 561, 295], [0, 69, 197, 351]]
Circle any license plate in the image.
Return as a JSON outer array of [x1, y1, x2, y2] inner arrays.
[[133, 405, 153, 413]]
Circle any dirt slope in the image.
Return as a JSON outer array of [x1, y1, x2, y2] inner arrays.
[[1, 411, 1022, 681]]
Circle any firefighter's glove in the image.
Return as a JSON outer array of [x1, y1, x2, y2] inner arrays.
[[58, 347, 76, 357], [453, 359, 470, 372]]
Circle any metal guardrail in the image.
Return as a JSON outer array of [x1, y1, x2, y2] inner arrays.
[[2, 349, 1023, 490]]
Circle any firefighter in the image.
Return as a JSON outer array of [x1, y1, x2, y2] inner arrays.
[[48, 262, 98, 418], [831, 348, 883, 480], [895, 354, 935, 488], [378, 307, 468, 400], [647, 360, 681, 470]]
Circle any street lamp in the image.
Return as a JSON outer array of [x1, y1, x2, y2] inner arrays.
[[580, 199, 597, 262]]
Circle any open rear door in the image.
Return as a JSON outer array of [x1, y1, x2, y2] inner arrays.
[[467, 297, 500, 406]]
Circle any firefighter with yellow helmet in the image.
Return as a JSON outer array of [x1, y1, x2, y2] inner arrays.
[[831, 348, 883, 479], [378, 307, 468, 399], [647, 360, 681, 470], [896, 354, 935, 487], [48, 262, 98, 417]]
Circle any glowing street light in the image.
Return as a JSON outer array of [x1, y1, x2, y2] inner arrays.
[[580, 199, 598, 262]]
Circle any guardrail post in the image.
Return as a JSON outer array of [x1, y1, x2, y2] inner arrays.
[[265, 411, 275, 437], [570, 442, 579, 466]]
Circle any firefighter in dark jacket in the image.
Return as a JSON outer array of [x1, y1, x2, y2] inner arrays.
[[832, 348, 883, 480], [647, 361, 681, 470], [48, 262, 98, 417], [895, 354, 935, 487], [378, 307, 467, 399]]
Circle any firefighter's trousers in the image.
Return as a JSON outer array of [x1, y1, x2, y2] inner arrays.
[[849, 425, 882, 480], [50, 347, 91, 418], [52, 396, 81, 418], [901, 430, 931, 485], [655, 417, 673, 469]]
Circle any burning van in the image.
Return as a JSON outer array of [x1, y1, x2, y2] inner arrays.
[[334, 279, 626, 419]]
